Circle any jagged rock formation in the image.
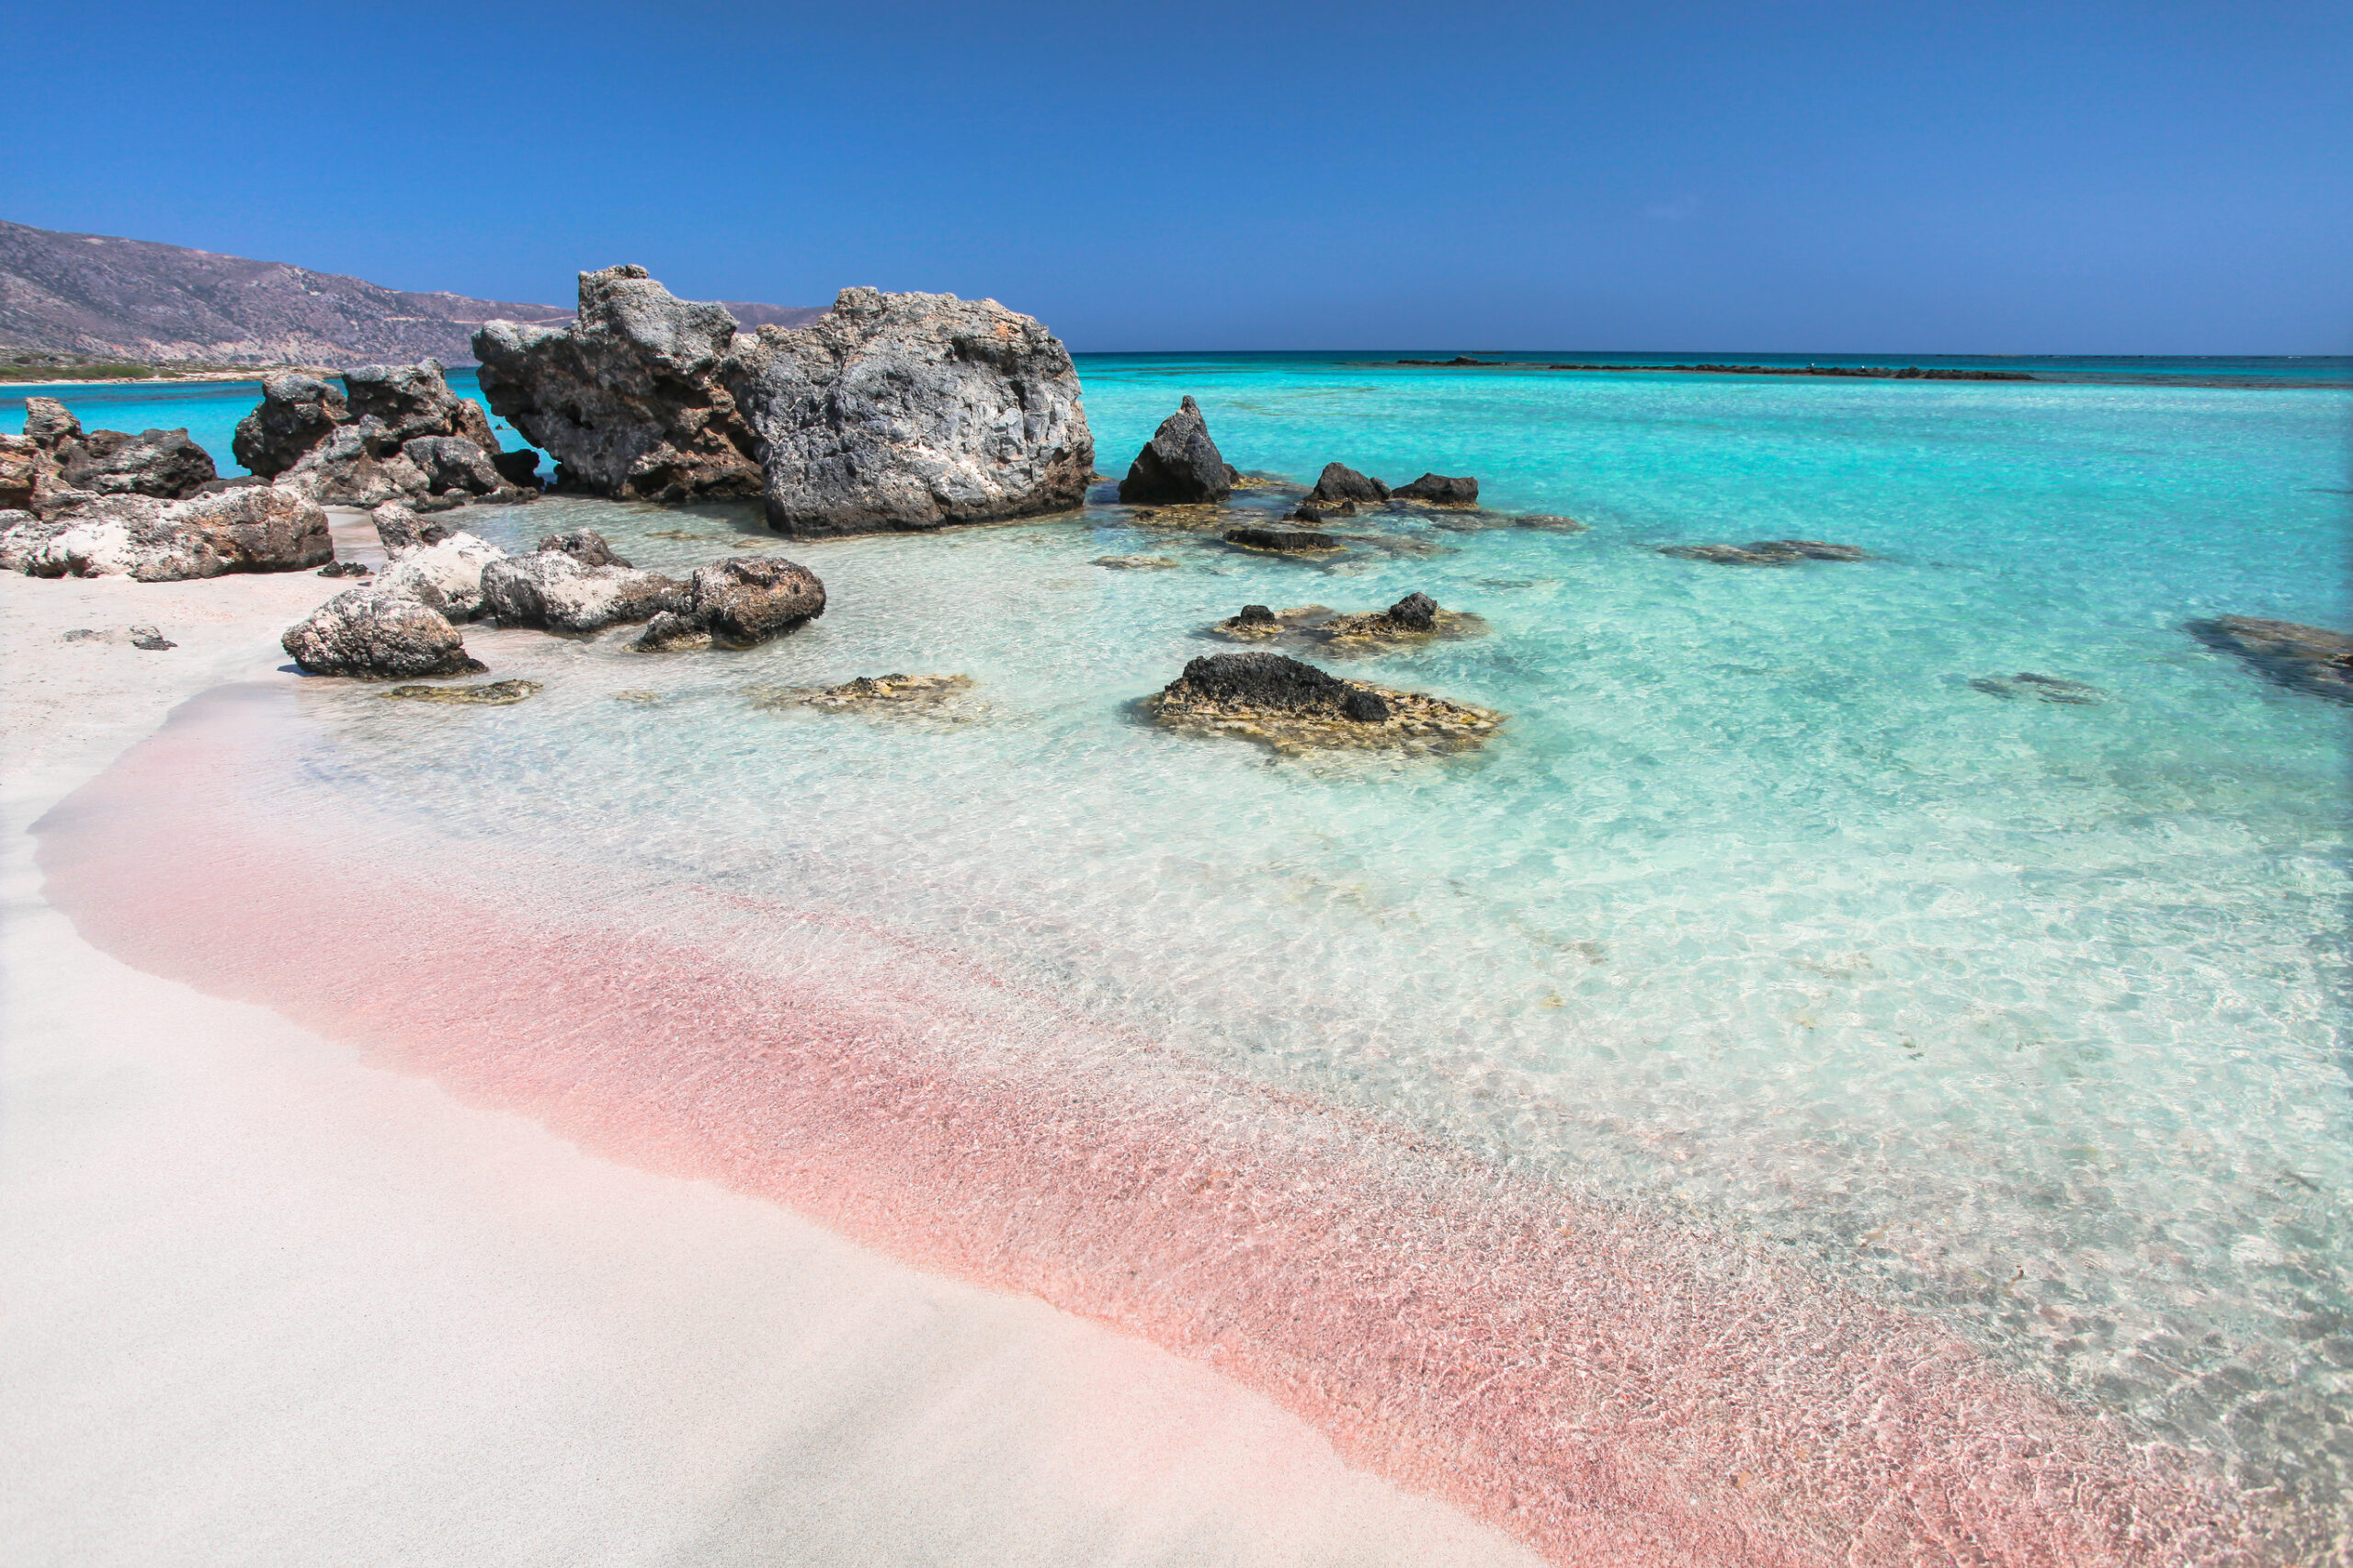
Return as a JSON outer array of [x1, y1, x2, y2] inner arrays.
[[0, 486, 330, 580], [282, 589, 485, 678], [472, 265, 765, 501], [231, 375, 347, 475], [11, 393, 214, 503], [481, 533, 681, 634], [236, 358, 522, 506], [722, 286, 1094, 535], [1119, 396, 1231, 505]]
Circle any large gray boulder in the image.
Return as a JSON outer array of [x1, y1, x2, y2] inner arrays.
[[370, 530, 507, 620], [633, 555, 825, 651], [233, 374, 350, 477], [721, 286, 1094, 536], [472, 265, 764, 502], [1118, 396, 1230, 505], [2, 487, 330, 580], [45, 426, 216, 499], [275, 426, 430, 506], [481, 546, 680, 634], [282, 588, 486, 678], [402, 435, 504, 495], [344, 358, 501, 453]]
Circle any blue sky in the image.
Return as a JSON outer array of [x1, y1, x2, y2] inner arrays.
[[6, 0, 2347, 352]]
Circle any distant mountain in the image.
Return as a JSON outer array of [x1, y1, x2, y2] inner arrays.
[[0, 220, 823, 367]]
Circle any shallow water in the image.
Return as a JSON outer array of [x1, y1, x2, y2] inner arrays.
[[39, 358, 2353, 1562]]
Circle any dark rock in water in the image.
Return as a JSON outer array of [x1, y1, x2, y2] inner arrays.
[[1341, 688, 1392, 722], [632, 555, 826, 650], [1225, 525, 1337, 552], [1386, 590, 1438, 631], [1288, 504, 1327, 523], [1119, 396, 1232, 506], [475, 265, 765, 503], [491, 448, 540, 489], [480, 548, 680, 634], [402, 435, 504, 496], [318, 560, 372, 578], [1392, 472, 1478, 505], [1310, 463, 1390, 504], [754, 673, 974, 712], [282, 587, 486, 678], [723, 285, 1095, 533], [1169, 652, 1349, 711], [55, 426, 216, 499], [1235, 603, 1277, 625], [538, 528, 629, 568], [385, 679, 540, 705], [1662, 539, 1866, 565], [1970, 672, 2108, 705], [2187, 617, 2353, 702], [232, 374, 349, 477]]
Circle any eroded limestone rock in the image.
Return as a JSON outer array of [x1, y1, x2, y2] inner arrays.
[[282, 588, 486, 678]]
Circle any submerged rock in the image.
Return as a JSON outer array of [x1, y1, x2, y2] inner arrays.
[[1392, 472, 1478, 505], [475, 265, 764, 502], [753, 673, 974, 712], [1119, 397, 1233, 506], [1309, 463, 1390, 504], [385, 679, 541, 705], [2187, 617, 2353, 703], [480, 546, 680, 634], [283, 588, 486, 678], [1209, 603, 1330, 641], [1224, 525, 1339, 553], [1092, 553, 1181, 570], [1970, 672, 2109, 705], [1146, 652, 1502, 755], [727, 285, 1094, 535], [1661, 539, 1867, 565]]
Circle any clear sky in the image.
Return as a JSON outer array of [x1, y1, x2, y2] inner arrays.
[[6, 0, 2347, 353]]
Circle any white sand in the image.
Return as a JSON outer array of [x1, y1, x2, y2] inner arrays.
[[0, 547, 1541, 1567]]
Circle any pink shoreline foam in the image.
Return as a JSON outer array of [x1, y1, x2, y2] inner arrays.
[[34, 689, 2253, 1567]]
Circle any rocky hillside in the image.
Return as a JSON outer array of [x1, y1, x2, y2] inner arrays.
[[0, 220, 820, 366]]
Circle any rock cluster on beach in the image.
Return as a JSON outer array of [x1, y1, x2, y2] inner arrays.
[[0, 483, 331, 581], [476, 267, 1094, 537], [1146, 651, 1503, 755], [0, 396, 216, 518], [235, 359, 535, 508], [2188, 617, 2353, 703]]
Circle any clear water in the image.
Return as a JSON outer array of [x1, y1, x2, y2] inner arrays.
[[44, 358, 2353, 1551]]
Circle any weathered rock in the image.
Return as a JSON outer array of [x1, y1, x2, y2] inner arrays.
[[3, 487, 328, 580], [403, 435, 504, 495], [1392, 472, 1478, 505], [684, 555, 825, 645], [1225, 525, 1337, 552], [276, 426, 430, 506], [233, 374, 350, 477], [369, 501, 449, 554], [724, 285, 1095, 534], [371, 531, 507, 621], [0, 436, 45, 510], [474, 265, 765, 502], [1119, 396, 1230, 506], [344, 358, 500, 453], [480, 548, 680, 633], [386, 679, 540, 705], [1092, 553, 1181, 570], [1234, 604, 1277, 625], [1385, 591, 1438, 631], [2187, 617, 2353, 703], [166, 485, 334, 572], [631, 610, 710, 653], [1210, 603, 1329, 641], [282, 588, 485, 678], [1146, 652, 1503, 754], [1310, 463, 1390, 504], [1970, 672, 2108, 705], [538, 528, 628, 567], [23, 397, 82, 450], [52, 427, 216, 499]]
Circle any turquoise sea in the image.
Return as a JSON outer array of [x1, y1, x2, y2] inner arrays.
[[23, 356, 2353, 1558]]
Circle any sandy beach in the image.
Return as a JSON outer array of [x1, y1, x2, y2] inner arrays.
[[0, 540, 1543, 1568]]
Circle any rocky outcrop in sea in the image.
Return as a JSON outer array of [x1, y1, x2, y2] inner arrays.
[[235, 360, 530, 508], [1119, 397, 1233, 506], [478, 268, 1093, 537]]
